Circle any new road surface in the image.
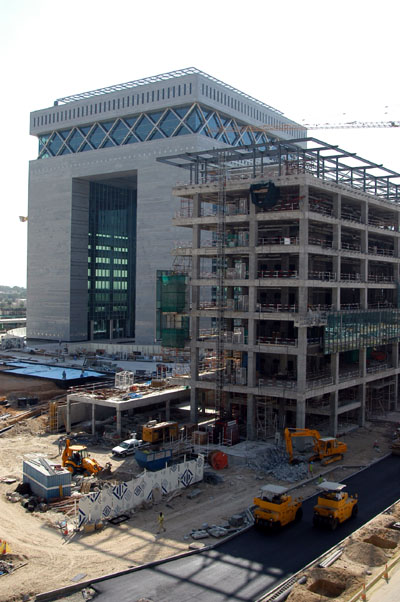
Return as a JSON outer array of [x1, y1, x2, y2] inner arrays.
[[90, 455, 400, 602]]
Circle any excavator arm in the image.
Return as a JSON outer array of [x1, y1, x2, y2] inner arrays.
[[284, 428, 321, 463]]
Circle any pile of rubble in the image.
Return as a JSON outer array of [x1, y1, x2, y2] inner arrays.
[[189, 511, 251, 541], [247, 447, 309, 483]]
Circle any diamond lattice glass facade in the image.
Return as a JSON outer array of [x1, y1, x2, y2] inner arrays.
[[37, 103, 273, 159], [88, 182, 137, 339]]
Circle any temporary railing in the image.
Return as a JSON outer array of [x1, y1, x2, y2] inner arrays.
[[308, 271, 336, 281], [368, 274, 394, 282], [258, 269, 298, 279], [340, 273, 362, 282], [306, 375, 334, 388], [341, 211, 362, 223], [258, 377, 297, 389], [256, 336, 297, 346], [309, 237, 333, 248], [309, 204, 333, 217], [340, 303, 360, 310], [367, 363, 390, 374], [258, 236, 299, 246], [341, 241, 362, 252], [257, 303, 298, 313], [368, 246, 395, 256], [338, 369, 361, 383]]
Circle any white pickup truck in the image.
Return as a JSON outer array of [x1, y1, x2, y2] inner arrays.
[[111, 438, 144, 457]]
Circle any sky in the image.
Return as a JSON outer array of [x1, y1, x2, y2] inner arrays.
[[0, 0, 399, 287]]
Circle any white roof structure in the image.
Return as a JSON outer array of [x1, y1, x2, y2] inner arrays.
[[260, 484, 288, 495], [317, 481, 346, 492]]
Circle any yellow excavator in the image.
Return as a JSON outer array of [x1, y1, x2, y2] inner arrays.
[[62, 439, 109, 476], [284, 428, 347, 466]]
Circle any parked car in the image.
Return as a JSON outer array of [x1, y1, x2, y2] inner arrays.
[[111, 438, 143, 457]]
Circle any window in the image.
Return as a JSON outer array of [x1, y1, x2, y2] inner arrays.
[[113, 100, 116, 110], [178, 85, 181, 96], [152, 91, 154, 102], [184, 83, 186, 95]]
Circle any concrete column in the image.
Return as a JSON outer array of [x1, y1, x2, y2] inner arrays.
[[297, 326, 307, 392], [66, 397, 71, 433], [394, 374, 399, 411], [332, 286, 340, 311], [359, 348, 367, 378], [190, 347, 199, 424], [165, 399, 171, 421], [246, 393, 256, 440], [109, 319, 113, 340], [329, 391, 338, 436], [278, 399, 286, 429], [248, 350, 256, 387], [360, 287, 367, 310], [296, 398, 306, 429], [332, 223, 341, 251], [331, 352, 339, 384], [358, 383, 366, 426], [333, 193, 341, 219], [116, 407, 122, 437], [392, 342, 399, 369], [298, 287, 308, 316], [92, 403, 96, 436]]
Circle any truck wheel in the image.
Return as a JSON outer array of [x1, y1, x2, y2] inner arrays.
[[351, 504, 358, 518], [121, 452, 127, 458], [330, 518, 339, 531], [295, 508, 303, 522]]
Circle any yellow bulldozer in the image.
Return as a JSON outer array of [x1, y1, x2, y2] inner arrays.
[[62, 439, 110, 476], [284, 428, 347, 466], [313, 481, 358, 530], [253, 484, 303, 531]]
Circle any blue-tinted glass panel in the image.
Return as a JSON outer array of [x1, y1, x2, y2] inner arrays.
[[123, 134, 139, 145], [79, 143, 92, 152], [173, 124, 191, 136], [148, 111, 164, 123], [174, 106, 190, 118], [48, 133, 63, 155], [134, 115, 153, 141], [220, 116, 231, 126], [185, 107, 203, 133], [88, 126, 106, 149], [208, 114, 221, 139], [110, 120, 129, 144], [125, 117, 137, 127], [80, 126, 91, 135], [102, 139, 115, 148], [39, 151, 50, 159], [59, 130, 71, 141], [101, 121, 114, 132], [68, 130, 84, 151], [60, 146, 71, 155], [220, 134, 229, 144], [159, 110, 180, 136], [149, 129, 164, 140], [200, 107, 212, 119], [241, 131, 254, 145], [226, 130, 239, 144]]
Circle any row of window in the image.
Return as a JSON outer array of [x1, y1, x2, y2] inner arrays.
[[33, 83, 194, 128], [89, 281, 128, 290], [88, 269, 128, 277], [38, 103, 282, 158], [89, 257, 128, 264]]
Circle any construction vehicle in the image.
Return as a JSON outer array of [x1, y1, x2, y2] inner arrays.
[[313, 481, 358, 530], [62, 439, 106, 476], [253, 484, 303, 531], [284, 428, 347, 466]]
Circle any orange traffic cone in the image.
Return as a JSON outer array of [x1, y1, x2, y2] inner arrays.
[[361, 582, 367, 601], [383, 563, 389, 583]]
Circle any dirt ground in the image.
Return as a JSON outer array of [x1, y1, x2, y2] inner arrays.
[[0, 411, 398, 602]]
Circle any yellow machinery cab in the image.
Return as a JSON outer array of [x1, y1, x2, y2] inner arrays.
[[313, 481, 358, 530], [62, 439, 104, 475], [253, 484, 302, 531]]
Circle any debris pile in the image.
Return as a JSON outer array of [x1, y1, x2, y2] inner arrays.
[[247, 448, 309, 483], [188, 512, 249, 540]]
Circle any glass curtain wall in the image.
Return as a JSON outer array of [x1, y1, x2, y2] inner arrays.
[[88, 182, 137, 339]]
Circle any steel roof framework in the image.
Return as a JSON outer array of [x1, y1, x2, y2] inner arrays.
[[157, 138, 400, 203]]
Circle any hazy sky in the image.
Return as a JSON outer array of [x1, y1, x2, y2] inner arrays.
[[0, 0, 399, 287]]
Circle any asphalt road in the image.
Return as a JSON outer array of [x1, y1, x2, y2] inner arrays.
[[91, 455, 400, 602]]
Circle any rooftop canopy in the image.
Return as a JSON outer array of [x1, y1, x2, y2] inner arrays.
[[157, 138, 400, 203]]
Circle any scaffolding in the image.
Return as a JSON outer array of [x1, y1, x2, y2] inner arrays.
[[324, 309, 400, 354], [156, 271, 189, 348]]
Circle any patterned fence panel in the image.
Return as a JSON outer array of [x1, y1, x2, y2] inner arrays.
[[78, 455, 204, 527]]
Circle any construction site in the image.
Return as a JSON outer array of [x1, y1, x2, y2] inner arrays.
[[2, 135, 400, 601], [158, 137, 400, 440]]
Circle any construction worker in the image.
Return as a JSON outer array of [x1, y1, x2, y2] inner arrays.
[[308, 461, 314, 476], [157, 511, 166, 533], [317, 474, 324, 485]]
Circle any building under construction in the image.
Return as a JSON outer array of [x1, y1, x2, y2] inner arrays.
[[158, 138, 400, 439]]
